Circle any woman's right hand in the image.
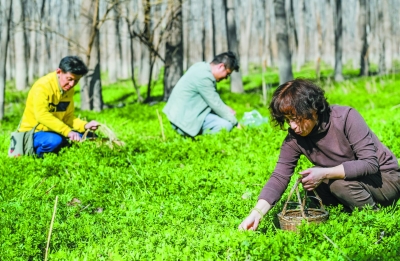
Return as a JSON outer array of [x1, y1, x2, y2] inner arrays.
[[238, 210, 263, 231], [238, 199, 271, 231]]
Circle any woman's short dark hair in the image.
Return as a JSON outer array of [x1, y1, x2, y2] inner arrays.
[[269, 79, 330, 129], [211, 51, 240, 72], [58, 56, 88, 75]]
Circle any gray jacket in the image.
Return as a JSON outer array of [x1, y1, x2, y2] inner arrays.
[[163, 62, 238, 136]]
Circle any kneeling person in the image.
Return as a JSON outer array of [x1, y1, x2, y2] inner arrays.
[[163, 51, 241, 137], [18, 56, 99, 157]]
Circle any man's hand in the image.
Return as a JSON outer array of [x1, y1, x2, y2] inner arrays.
[[85, 120, 100, 130], [236, 123, 243, 129], [68, 131, 82, 141]]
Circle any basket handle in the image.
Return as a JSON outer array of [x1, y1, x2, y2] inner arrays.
[[281, 178, 302, 216], [281, 178, 326, 216], [296, 185, 307, 218], [311, 189, 325, 211]]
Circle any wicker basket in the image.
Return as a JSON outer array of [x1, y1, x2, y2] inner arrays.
[[278, 178, 329, 231]]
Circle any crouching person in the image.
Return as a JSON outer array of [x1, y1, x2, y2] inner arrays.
[[18, 56, 99, 157], [163, 51, 242, 137]]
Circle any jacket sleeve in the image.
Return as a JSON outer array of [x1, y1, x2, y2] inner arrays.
[[258, 135, 301, 206], [197, 77, 238, 125], [341, 108, 380, 179], [32, 85, 73, 137], [63, 100, 87, 133]]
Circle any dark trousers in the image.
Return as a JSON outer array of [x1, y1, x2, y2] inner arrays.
[[312, 170, 400, 211]]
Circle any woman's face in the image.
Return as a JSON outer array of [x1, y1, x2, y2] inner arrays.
[[285, 111, 318, 137]]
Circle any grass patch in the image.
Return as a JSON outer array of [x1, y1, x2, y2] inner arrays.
[[1, 67, 400, 260]]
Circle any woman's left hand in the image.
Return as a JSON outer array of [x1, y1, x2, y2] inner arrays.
[[300, 168, 328, 191]]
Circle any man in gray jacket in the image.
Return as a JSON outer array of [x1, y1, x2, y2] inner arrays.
[[163, 52, 241, 137]]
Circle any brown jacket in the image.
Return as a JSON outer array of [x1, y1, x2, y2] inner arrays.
[[259, 105, 399, 206]]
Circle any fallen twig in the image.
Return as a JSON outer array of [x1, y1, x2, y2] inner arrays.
[[323, 234, 352, 261], [390, 104, 400, 110], [156, 109, 166, 141], [45, 185, 56, 194], [35, 177, 47, 189], [374, 231, 385, 244], [45, 196, 58, 261], [81, 204, 91, 212]]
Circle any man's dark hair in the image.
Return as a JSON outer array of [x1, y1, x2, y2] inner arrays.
[[269, 78, 330, 129], [211, 51, 240, 72], [58, 56, 88, 75]]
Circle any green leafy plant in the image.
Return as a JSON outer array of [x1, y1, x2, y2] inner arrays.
[[1, 69, 400, 260]]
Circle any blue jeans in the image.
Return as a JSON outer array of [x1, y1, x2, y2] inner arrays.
[[171, 113, 234, 137], [201, 113, 234, 134], [33, 131, 70, 157], [33, 131, 95, 157]]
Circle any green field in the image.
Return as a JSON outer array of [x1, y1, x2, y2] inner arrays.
[[1, 68, 400, 260]]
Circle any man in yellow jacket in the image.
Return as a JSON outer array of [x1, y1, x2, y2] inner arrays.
[[19, 56, 99, 157]]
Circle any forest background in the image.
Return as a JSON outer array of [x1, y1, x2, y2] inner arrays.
[[1, 0, 400, 114], [1, 0, 400, 260]]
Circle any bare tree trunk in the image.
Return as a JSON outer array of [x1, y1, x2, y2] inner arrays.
[[125, 2, 142, 102], [0, 0, 13, 120], [182, 0, 190, 70], [128, 32, 141, 102], [119, 15, 131, 80], [387, 0, 398, 73], [274, 0, 293, 84], [315, 2, 322, 80], [38, 0, 50, 76], [27, 0, 39, 84], [324, 0, 335, 68], [377, 0, 386, 75], [212, 0, 228, 55], [341, 0, 357, 69], [267, 0, 277, 67], [187, 0, 203, 66], [224, 0, 244, 93], [143, 0, 153, 101], [359, 0, 369, 76], [6, 35, 15, 81], [139, 0, 151, 85], [79, 0, 103, 111], [334, 0, 344, 81], [107, 7, 119, 83], [239, 0, 253, 76], [211, 0, 217, 57], [13, 0, 28, 90], [261, 0, 270, 106], [201, 0, 214, 62], [163, 0, 183, 101], [294, 0, 305, 71]]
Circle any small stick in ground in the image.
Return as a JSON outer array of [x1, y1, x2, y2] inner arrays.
[[35, 177, 47, 189], [45, 195, 59, 261], [323, 234, 352, 261], [75, 204, 91, 217], [45, 185, 57, 194], [156, 109, 166, 141]]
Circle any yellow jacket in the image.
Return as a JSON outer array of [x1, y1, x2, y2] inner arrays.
[[19, 72, 87, 137]]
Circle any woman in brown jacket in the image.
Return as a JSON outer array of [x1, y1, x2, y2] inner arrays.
[[239, 79, 400, 230]]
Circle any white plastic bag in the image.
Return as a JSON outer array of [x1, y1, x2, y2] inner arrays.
[[241, 110, 269, 127]]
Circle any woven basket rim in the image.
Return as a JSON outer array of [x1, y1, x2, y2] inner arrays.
[[277, 208, 329, 222]]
